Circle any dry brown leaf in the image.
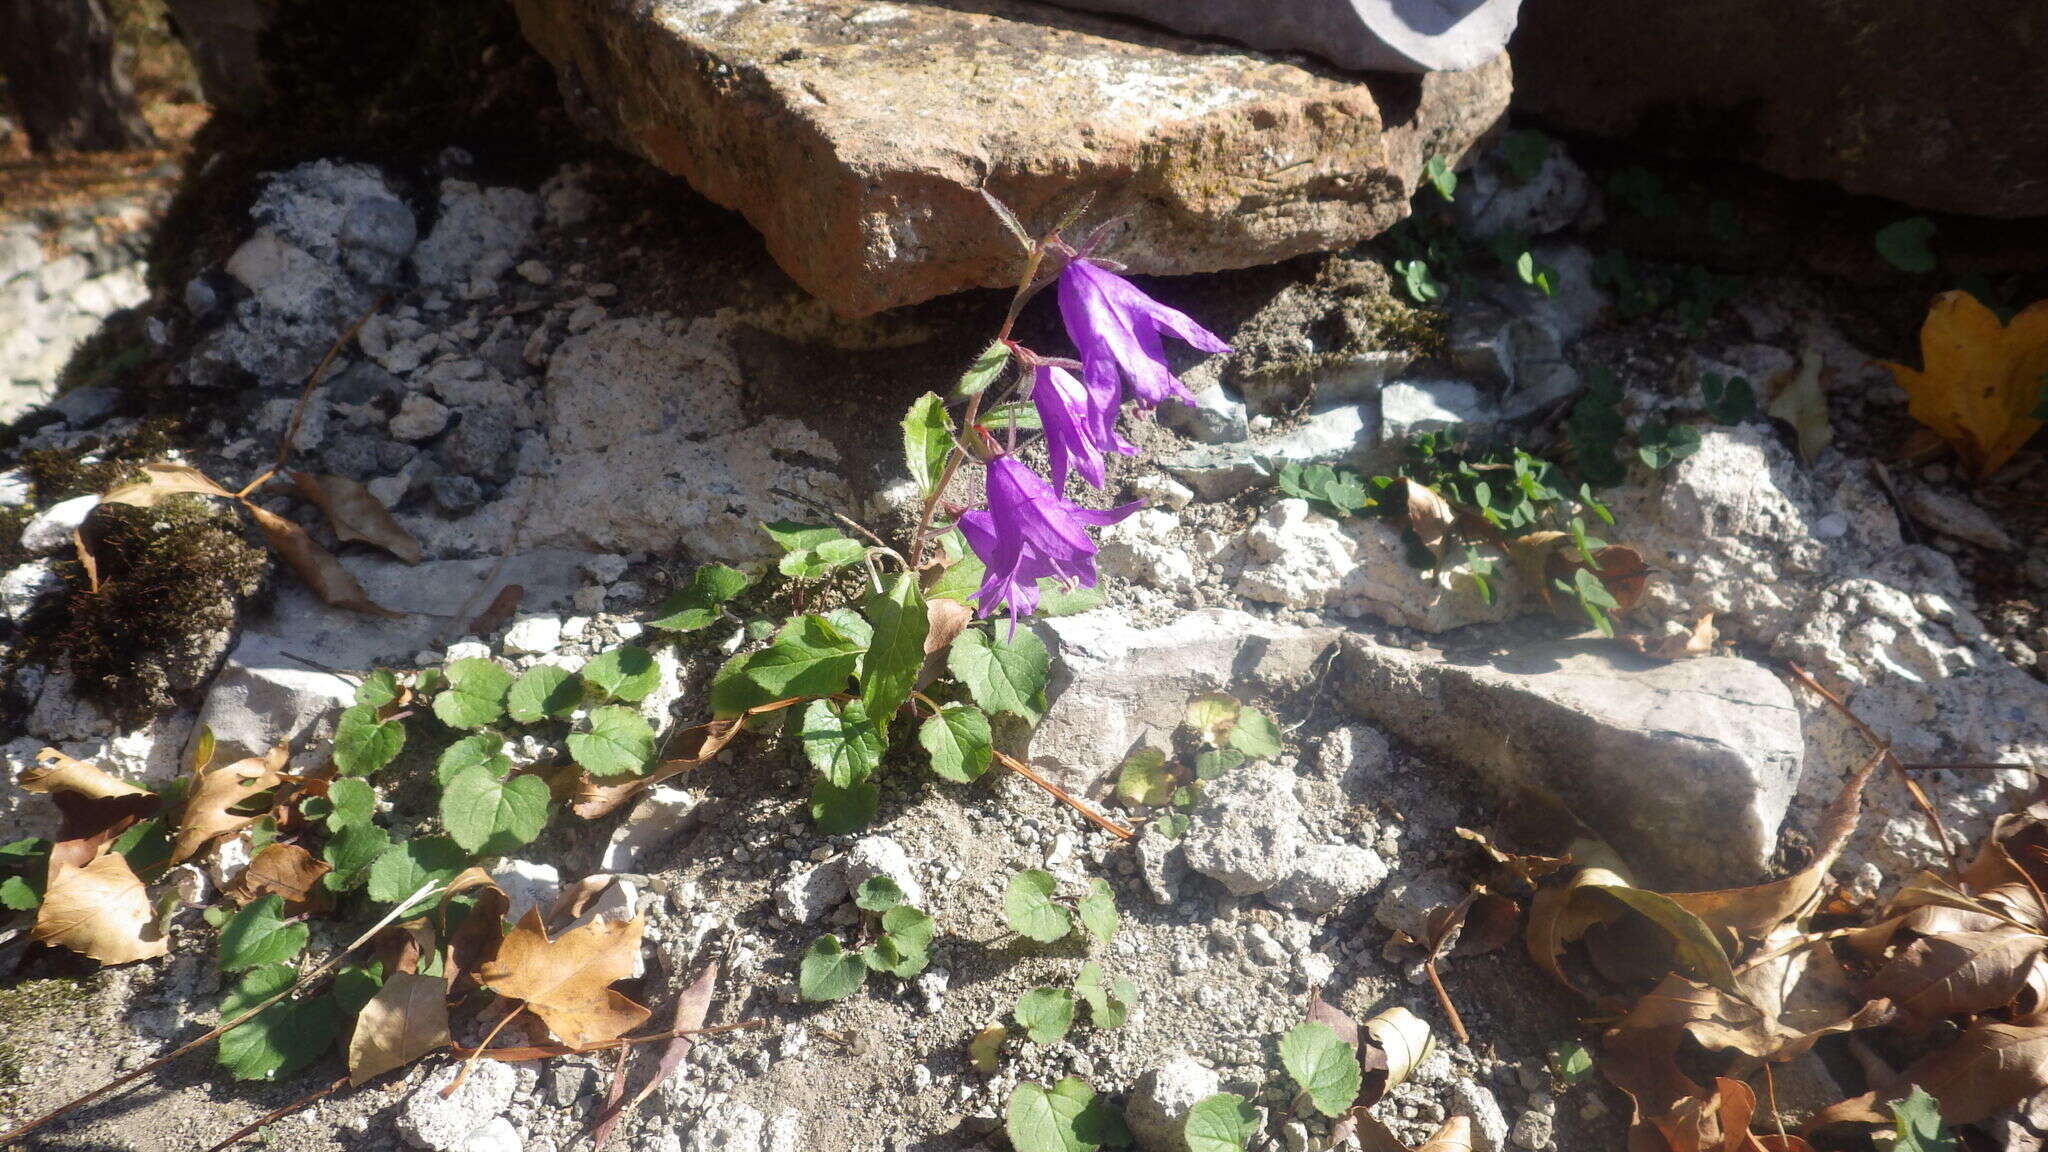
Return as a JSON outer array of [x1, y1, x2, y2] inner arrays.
[[573, 716, 749, 819], [347, 971, 453, 1085], [589, 962, 719, 1149], [228, 841, 331, 913], [1527, 867, 1736, 1001], [475, 909, 651, 1050], [32, 846, 167, 965], [1352, 1112, 1473, 1152], [1882, 291, 2048, 479], [1510, 533, 1652, 624], [1403, 479, 1456, 561], [100, 462, 235, 508], [288, 470, 423, 564], [1364, 1006, 1435, 1102], [1865, 927, 2048, 1024], [923, 597, 973, 657], [171, 745, 287, 864], [1767, 349, 1832, 465], [21, 747, 159, 840], [1636, 613, 1718, 661], [468, 584, 524, 637], [1896, 1013, 2048, 1125], [242, 501, 403, 618], [1306, 984, 1360, 1050]]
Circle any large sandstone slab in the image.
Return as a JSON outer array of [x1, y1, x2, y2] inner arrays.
[[513, 0, 1509, 315], [1338, 636, 1804, 889]]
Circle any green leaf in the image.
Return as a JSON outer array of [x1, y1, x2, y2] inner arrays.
[[441, 765, 550, 855], [1279, 1022, 1362, 1117], [330, 962, 384, 1017], [799, 934, 867, 1002], [332, 703, 405, 776], [859, 573, 927, 728], [320, 821, 389, 893], [762, 524, 867, 579], [1876, 217, 1938, 274], [799, 699, 885, 789], [1700, 373, 1757, 425], [1275, 462, 1371, 518], [355, 669, 399, 708], [955, 340, 1011, 400], [1074, 961, 1134, 1029], [1184, 1094, 1260, 1152], [809, 777, 879, 835], [433, 659, 511, 729], [435, 732, 509, 787], [865, 905, 935, 978], [366, 835, 468, 913], [1891, 1086, 1957, 1152], [569, 706, 657, 778], [649, 563, 752, 632], [216, 965, 340, 1082], [1114, 747, 1174, 807], [762, 521, 847, 552], [1500, 129, 1550, 183], [924, 539, 984, 604], [710, 614, 864, 716], [0, 875, 40, 910], [1548, 1041, 1595, 1085], [1076, 880, 1117, 945], [1636, 421, 1703, 470], [1194, 748, 1244, 781], [111, 816, 170, 872], [1007, 1079, 1127, 1152], [919, 704, 992, 783], [903, 391, 955, 495], [1004, 870, 1072, 943], [218, 894, 308, 972], [506, 664, 580, 723], [323, 777, 377, 830], [583, 645, 659, 703], [853, 875, 904, 912], [1396, 259, 1443, 304], [1421, 155, 1455, 201], [1015, 987, 1075, 1045], [948, 626, 1049, 722], [1227, 708, 1282, 759]]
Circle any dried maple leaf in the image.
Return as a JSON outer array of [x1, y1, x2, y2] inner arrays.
[[171, 745, 287, 864], [32, 845, 167, 965], [1883, 291, 2048, 479], [20, 747, 158, 840], [474, 908, 651, 1050], [348, 971, 453, 1085], [228, 841, 332, 914], [288, 471, 423, 565]]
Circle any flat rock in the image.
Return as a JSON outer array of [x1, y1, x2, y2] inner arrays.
[[1337, 636, 1804, 889], [512, 0, 1510, 315], [1234, 499, 1512, 631], [1045, 0, 1522, 73]]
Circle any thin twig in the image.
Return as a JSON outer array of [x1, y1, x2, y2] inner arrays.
[[270, 295, 385, 476], [0, 878, 440, 1146], [1422, 955, 1469, 1045], [1784, 662, 1961, 870], [199, 1076, 345, 1152], [993, 748, 1132, 840]]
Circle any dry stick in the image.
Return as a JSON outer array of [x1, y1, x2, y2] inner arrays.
[[1422, 955, 1469, 1045], [1784, 662, 1961, 870], [199, 1076, 346, 1152], [993, 748, 1132, 840], [0, 877, 441, 1147], [441, 1005, 526, 1099], [237, 295, 386, 499], [447, 1020, 768, 1061]]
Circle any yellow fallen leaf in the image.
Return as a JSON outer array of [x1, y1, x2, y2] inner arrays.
[[1883, 290, 2048, 479]]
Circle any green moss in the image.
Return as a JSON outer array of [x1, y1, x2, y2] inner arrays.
[[54, 309, 163, 399], [0, 507, 31, 572], [17, 419, 175, 503], [15, 497, 268, 724]]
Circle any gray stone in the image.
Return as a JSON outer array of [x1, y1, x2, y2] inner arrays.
[[20, 494, 99, 554], [1380, 379, 1494, 440], [544, 1062, 596, 1108], [1268, 842, 1388, 914], [1373, 867, 1468, 944], [1234, 499, 1513, 631], [411, 181, 540, 290], [1045, 0, 1522, 73], [1030, 608, 1339, 792], [390, 394, 451, 442], [1182, 763, 1303, 895], [1338, 637, 1805, 889], [1900, 483, 2017, 552], [842, 835, 925, 908], [1158, 378, 1250, 445], [1135, 823, 1189, 907], [512, 0, 1511, 315], [48, 385, 121, 427], [774, 859, 847, 925], [599, 786, 701, 873], [458, 1117, 521, 1152], [431, 474, 483, 515], [327, 360, 403, 405], [1455, 139, 1594, 240], [501, 615, 563, 656], [398, 1059, 515, 1151], [339, 195, 418, 284], [1450, 1080, 1512, 1152], [1313, 725, 1392, 795], [491, 859, 563, 923], [1509, 1096, 1555, 1150], [1162, 405, 1371, 501], [440, 407, 517, 480], [1, 559, 62, 622], [1124, 1056, 1222, 1152], [0, 470, 29, 507]]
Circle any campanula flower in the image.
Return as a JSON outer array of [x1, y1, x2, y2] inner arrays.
[[960, 455, 1140, 629], [1058, 258, 1231, 409], [1032, 362, 1134, 491]]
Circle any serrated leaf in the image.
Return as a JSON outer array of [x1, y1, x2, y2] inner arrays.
[[366, 835, 468, 913], [1007, 1079, 1126, 1152], [919, 704, 992, 783], [809, 777, 878, 835], [969, 1023, 1007, 1073], [324, 777, 377, 830], [217, 965, 339, 1082], [1184, 1094, 1259, 1152], [218, 893, 308, 972], [1184, 693, 1241, 746], [799, 699, 885, 789], [321, 821, 389, 893], [1074, 961, 1134, 1029], [854, 875, 903, 912], [800, 934, 867, 1002], [775, 528, 866, 579], [867, 905, 934, 978], [649, 563, 751, 632], [1032, 581, 1104, 617], [1005, 870, 1071, 943], [948, 626, 1049, 722], [956, 340, 1011, 400], [333, 704, 405, 776], [569, 706, 657, 778], [1076, 880, 1118, 945], [1015, 987, 1075, 1044], [355, 670, 399, 708], [1228, 708, 1282, 759], [1194, 748, 1244, 781], [441, 766, 550, 855], [583, 645, 659, 703], [903, 391, 955, 495], [1114, 747, 1174, 808], [435, 732, 510, 787], [711, 615, 864, 715], [434, 658, 511, 729], [1280, 1022, 1362, 1117], [507, 664, 580, 723], [859, 573, 927, 729]]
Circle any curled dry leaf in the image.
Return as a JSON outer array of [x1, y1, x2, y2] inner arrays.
[[1767, 348, 1833, 465], [1364, 1006, 1435, 1103], [21, 747, 158, 839], [172, 745, 288, 865], [1402, 479, 1456, 561], [347, 971, 453, 1085], [32, 845, 167, 965], [228, 841, 331, 914], [475, 909, 651, 1050], [968, 1023, 1007, 1074], [242, 501, 403, 618], [1352, 1112, 1473, 1152], [1865, 928, 2048, 1025], [1527, 866, 1736, 1001], [1882, 291, 2048, 479], [289, 470, 422, 564], [100, 462, 235, 508]]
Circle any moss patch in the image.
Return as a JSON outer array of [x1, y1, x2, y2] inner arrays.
[[16, 420, 175, 505], [15, 498, 267, 724]]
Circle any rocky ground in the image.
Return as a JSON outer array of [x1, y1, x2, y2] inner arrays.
[[1, 40, 2046, 1152]]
